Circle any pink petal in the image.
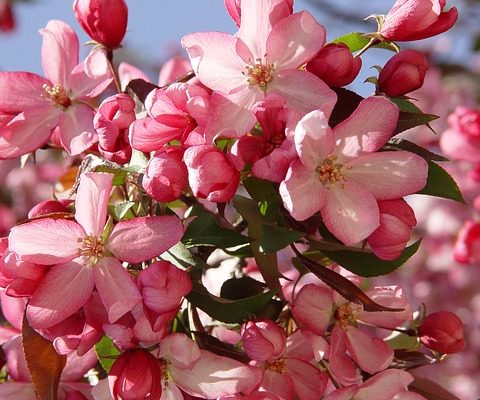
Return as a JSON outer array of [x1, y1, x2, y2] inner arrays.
[[294, 109, 334, 170], [61, 349, 99, 381], [345, 326, 394, 374], [129, 117, 184, 152], [158, 333, 202, 369], [0, 382, 37, 400], [27, 261, 94, 329], [9, 219, 84, 264], [262, 369, 295, 400], [440, 128, 480, 163], [347, 151, 428, 200], [0, 72, 50, 113], [182, 32, 251, 94], [280, 160, 326, 221], [286, 358, 328, 400], [356, 369, 414, 400], [58, 104, 97, 155], [158, 56, 191, 87], [329, 326, 362, 386], [69, 61, 113, 100], [238, 0, 291, 59], [119, 61, 151, 90], [0, 291, 27, 330], [94, 257, 141, 323], [333, 96, 399, 158], [40, 20, 79, 89], [0, 106, 59, 159], [270, 70, 337, 119], [75, 172, 113, 236], [172, 349, 263, 398], [267, 11, 326, 70], [108, 215, 184, 264], [321, 182, 380, 245]]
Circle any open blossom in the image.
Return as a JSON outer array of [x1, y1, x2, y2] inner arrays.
[[280, 96, 428, 244], [0, 20, 112, 159], [379, 0, 458, 42], [8, 172, 184, 328], [182, 0, 336, 141]]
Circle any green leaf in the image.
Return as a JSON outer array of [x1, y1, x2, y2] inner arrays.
[[95, 336, 120, 373], [331, 32, 398, 53], [389, 98, 424, 113], [161, 242, 209, 271], [186, 281, 277, 324], [109, 201, 136, 221], [418, 161, 465, 203], [22, 316, 66, 400], [95, 166, 127, 186], [320, 239, 422, 277], [220, 277, 266, 300], [182, 212, 251, 249], [384, 139, 448, 162], [393, 111, 439, 136], [243, 177, 282, 204], [258, 224, 304, 254]]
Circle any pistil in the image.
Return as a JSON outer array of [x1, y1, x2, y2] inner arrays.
[[43, 83, 71, 108], [244, 58, 275, 90]]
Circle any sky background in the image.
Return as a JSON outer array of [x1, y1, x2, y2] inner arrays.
[[0, 0, 471, 97]]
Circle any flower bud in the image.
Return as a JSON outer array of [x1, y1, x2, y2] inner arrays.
[[28, 199, 72, 219], [380, 0, 458, 42], [453, 220, 480, 264], [419, 311, 466, 354], [183, 145, 240, 202], [0, 0, 14, 32], [73, 0, 128, 48], [306, 43, 362, 87], [378, 50, 428, 97], [142, 147, 188, 203], [241, 319, 286, 362], [367, 199, 417, 260], [109, 349, 162, 400], [94, 94, 135, 164]]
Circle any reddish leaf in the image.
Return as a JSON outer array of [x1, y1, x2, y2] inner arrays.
[[409, 378, 462, 400], [22, 316, 66, 400]]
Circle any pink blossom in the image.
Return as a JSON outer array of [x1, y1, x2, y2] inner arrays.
[[454, 220, 480, 264], [0, 20, 112, 158], [280, 96, 428, 244], [419, 311, 467, 354], [118, 62, 151, 91], [378, 50, 429, 97], [158, 56, 192, 86], [380, 0, 458, 42], [8, 172, 184, 328], [182, 0, 336, 141], [241, 319, 286, 362], [225, 0, 293, 27], [73, 0, 128, 48], [306, 43, 362, 88]]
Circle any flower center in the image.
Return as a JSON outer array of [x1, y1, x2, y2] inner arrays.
[[244, 58, 275, 90], [265, 131, 286, 155], [158, 358, 172, 382], [265, 357, 287, 374], [78, 235, 104, 261], [316, 155, 346, 188], [335, 303, 360, 331], [43, 83, 71, 107]]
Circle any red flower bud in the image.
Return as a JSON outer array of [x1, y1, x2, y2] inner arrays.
[[306, 43, 362, 87], [109, 350, 162, 400], [380, 0, 458, 42], [73, 0, 128, 48], [378, 50, 428, 97], [419, 311, 466, 354], [241, 319, 286, 362], [0, 0, 14, 32]]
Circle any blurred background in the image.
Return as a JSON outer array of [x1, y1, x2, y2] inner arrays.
[[1, 0, 480, 398]]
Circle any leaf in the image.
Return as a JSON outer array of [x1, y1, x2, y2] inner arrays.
[[182, 212, 251, 249], [329, 88, 364, 127], [258, 224, 304, 254], [193, 332, 250, 363], [220, 277, 266, 300], [243, 177, 282, 204], [319, 240, 422, 277], [109, 201, 136, 221], [95, 335, 120, 373], [409, 378, 462, 400], [392, 350, 436, 369], [331, 32, 398, 53], [186, 281, 277, 324], [95, 166, 128, 186], [418, 161, 465, 203], [389, 98, 424, 113], [393, 111, 439, 136], [125, 78, 159, 103], [294, 252, 402, 312], [22, 316, 66, 400], [384, 139, 448, 162]]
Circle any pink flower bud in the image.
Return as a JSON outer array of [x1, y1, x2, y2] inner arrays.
[[0, 0, 14, 32], [448, 106, 480, 138], [367, 199, 417, 260], [27, 199, 71, 219], [306, 43, 362, 87], [94, 94, 135, 164], [225, 0, 293, 27], [143, 147, 188, 203], [453, 220, 480, 264], [73, 0, 128, 48], [419, 311, 466, 354], [109, 349, 162, 400], [241, 319, 286, 362], [380, 0, 458, 42], [378, 50, 428, 97], [184, 145, 240, 202]]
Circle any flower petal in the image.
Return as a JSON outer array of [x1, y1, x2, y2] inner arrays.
[[347, 151, 428, 200], [0, 72, 50, 113], [108, 216, 184, 264], [286, 358, 328, 400], [9, 219, 84, 264], [75, 172, 113, 237], [129, 117, 184, 153], [27, 261, 94, 329], [58, 103, 97, 155]]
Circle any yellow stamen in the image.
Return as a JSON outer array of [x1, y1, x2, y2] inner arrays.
[[316, 155, 347, 188], [243, 58, 275, 90], [42, 83, 71, 107]]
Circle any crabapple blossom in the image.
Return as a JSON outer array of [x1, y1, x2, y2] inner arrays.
[[379, 0, 458, 42], [241, 319, 286, 362], [280, 96, 428, 244], [419, 311, 466, 353], [454, 220, 480, 264], [0, 20, 112, 158], [158, 56, 192, 86]]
